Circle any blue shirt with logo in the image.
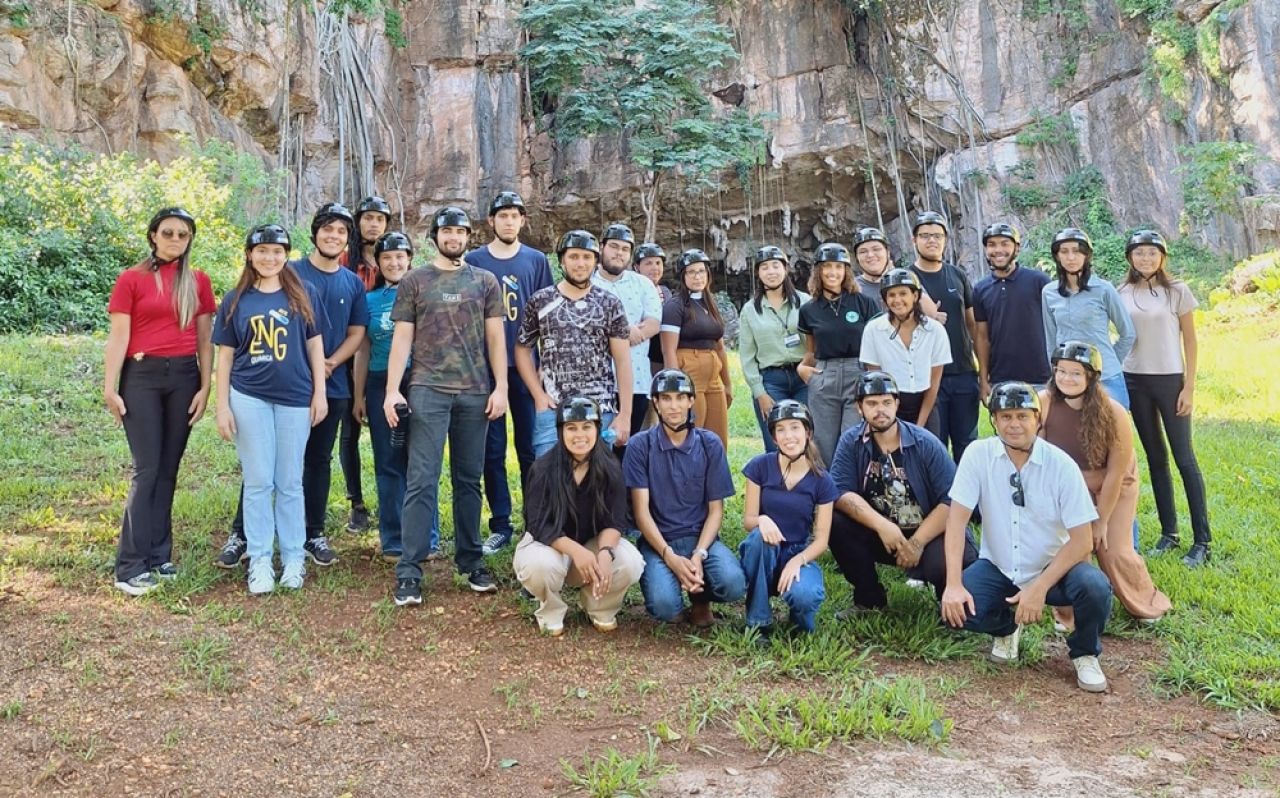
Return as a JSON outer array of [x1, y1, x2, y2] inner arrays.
[[464, 244, 554, 363], [291, 257, 369, 399], [213, 286, 321, 408]]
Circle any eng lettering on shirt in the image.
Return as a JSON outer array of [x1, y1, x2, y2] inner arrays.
[[248, 310, 291, 363]]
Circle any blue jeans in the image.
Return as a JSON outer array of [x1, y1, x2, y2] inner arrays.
[[229, 388, 311, 567], [484, 368, 536, 534], [637, 536, 746, 622], [397, 387, 488, 580], [533, 407, 617, 457], [751, 366, 809, 452], [1100, 373, 1130, 410], [738, 529, 825, 631], [936, 372, 980, 463], [960, 558, 1112, 659], [366, 372, 438, 555]]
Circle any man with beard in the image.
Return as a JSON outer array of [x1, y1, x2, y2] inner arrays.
[[910, 211, 980, 463], [590, 222, 662, 440], [972, 223, 1051, 401], [516, 230, 633, 457], [826, 371, 977, 615], [465, 191, 554, 555], [382, 207, 508, 606]]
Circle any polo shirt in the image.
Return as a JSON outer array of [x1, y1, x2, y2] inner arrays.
[[622, 426, 735, 541], [858, 314, 951, 393], [910, 262, 976, 375], [797, 291, 881, 360], [742, 453, 839, 544], [972, 264, 1052, 384], [107, 261, 217, 357], [950, 436, 1098, 587], [291, 257, 370, 399]]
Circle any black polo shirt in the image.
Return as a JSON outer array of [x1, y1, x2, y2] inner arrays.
[[798, 291, 881, 360], [910, 262, 976, 375], [972, 264, 1052, 384]]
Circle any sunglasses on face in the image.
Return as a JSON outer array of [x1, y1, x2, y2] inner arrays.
[[157, 229, 191, 240], [1009, 471, 1025, 508]]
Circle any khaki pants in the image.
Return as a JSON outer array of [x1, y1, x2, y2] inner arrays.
[[513, 533, 645, 631], [677, 348, 729, 447]]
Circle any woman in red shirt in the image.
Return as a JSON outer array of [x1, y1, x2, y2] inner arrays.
[[103, 207, 216, 597]]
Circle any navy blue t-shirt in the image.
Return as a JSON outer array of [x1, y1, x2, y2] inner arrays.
[[213, 286, 321, 408], [972, 264, 1052, 384], [464, 244, 555, 364], [742, 453, 839, 544], [622, 426, 736, 541], [910, 262, 977, 375], [291, 257, 369, 399]]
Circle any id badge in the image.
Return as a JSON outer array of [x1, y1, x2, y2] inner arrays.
[[783, 332, 801, 348]]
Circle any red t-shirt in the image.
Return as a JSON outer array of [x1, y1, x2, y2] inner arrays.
[[107, 261, 217, 357]]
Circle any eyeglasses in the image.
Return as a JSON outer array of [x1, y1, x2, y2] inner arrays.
[[158, 229, 191, 240], [916, 233, 946, 242], [1009, 471, 1025, 508], [684, 268, 708, 277], [1053, 368, 1086, 381]]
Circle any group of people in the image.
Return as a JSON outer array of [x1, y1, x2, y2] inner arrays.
[[104, 195, 1213, 692]]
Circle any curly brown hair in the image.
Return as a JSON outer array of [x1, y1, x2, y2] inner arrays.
[[1048, 372, 1116, 469]]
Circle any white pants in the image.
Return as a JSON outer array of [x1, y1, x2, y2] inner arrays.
[[513, 533, 644, 630]]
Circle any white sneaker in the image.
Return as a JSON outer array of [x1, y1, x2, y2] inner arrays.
[[1073, 655, 1108, 692], [989, 625, 1022, 664], [247, 558, 275, 595], [904, 578, 928, 590], [280, 560, 305, 590]]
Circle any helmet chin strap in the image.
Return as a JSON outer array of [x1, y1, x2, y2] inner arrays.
[[657, 409, 694, 434]]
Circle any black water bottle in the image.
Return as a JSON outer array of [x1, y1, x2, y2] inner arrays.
[[390, 403, 410, 449]]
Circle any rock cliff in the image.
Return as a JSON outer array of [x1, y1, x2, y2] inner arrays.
[[2, 0, 1276, 274]]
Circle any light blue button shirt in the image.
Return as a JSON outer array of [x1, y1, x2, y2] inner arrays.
[[1041, 277, 1136, 379]]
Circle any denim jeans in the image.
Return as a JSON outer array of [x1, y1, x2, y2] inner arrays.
[[229, 388, 311, 567], [637, 536, 746, 622], [533, 407, 617, 457], [960, 558, 1112, 659], [483, 368, 536, 534], [935, 372, 979, 463], [738, 529, 825, 631], [1100, 373, 1130, 410], [397, 386, 488, 581], [366, 371, 439, 555], [302, 397, 349, 540], [751, 366, 809, 452]]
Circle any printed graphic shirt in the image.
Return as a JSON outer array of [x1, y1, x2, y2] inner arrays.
[[465, 244, 555, 364], [518, 285, 631, 411], [391, 263, 504, 394], [213, 285, 321, 407]]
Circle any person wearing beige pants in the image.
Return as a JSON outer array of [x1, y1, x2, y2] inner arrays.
[[514, 533, 644, 633]]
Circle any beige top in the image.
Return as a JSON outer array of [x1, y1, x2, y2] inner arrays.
[[1118, 281, 1197, 374]]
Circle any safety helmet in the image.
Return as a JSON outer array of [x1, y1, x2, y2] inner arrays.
[[851, 227, 888, 255], [879, 268, 922, 297], [1051, 340, 1103, 374], [557, 395, 602, 428], [982, 222, 1021, 247], [373, 231, 413, 260], [1125, 229, 1167, 258], [766, 399, 813, 435], [676, 248, 712, 276], [488, 191, 526, 217], [814, 242, 852, 266], [245, 224, 291, 250], [557, 229, 601, 261], [1051, 227, 1093, 256], [650, 368, 696, 399], [431, 206, 472, 237], [633, 242, 666, 264], [912, 210, 949, 236], [148, 206, 197, 238], [855, 370, 900, 400], [753, 245, 788, 269], [601, 222, 636, 246], [355, 196, 392, 224], [311, 202, 355, 241], [987, 381, 1041, 414]]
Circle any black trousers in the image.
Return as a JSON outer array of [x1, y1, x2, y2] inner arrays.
[[115, 356, 200, 581], [827, 512, 976, 609], [338, 370, 364, 507], [1125, 372, 1211, 544]]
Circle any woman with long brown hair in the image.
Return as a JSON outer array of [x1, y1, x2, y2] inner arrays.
[[104, 207, 216, 596], [1039, 341, 1170, 624], [660, 249, 732, 446]]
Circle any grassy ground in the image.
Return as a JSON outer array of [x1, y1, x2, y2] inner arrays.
[[0, 299, 1278, 791]]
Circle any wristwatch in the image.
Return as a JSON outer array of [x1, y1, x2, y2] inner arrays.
[[693, 547, 709, 560]]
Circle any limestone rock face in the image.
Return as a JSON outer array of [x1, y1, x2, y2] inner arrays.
[[2, 0, 1277, 268]]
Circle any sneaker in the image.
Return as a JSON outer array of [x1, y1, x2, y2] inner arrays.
[[1072, 655, 1108, 692], [304, 537, 338, 567], [904, 578, 928, 590], [280, 560, 305, 590], [989, 626, 1022, 664], [542, 623, 565, 637], [153, 562, 178, 581], [591, 618, 618, 634], [214, 534, 248, 569], [115, 572, 160, 597], [347, 505, 371, 532], [1149, 534, 1180, 556], [481, 529, 514, 556], [247, 559, 275, 595], [1182, 543, 1210, 568], [380, 550, 402, 564], [468, 567, 497, 593], [394, 578, 422, 607]]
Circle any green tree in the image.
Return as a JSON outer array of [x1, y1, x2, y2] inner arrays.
[[520, 0, 769, 242]]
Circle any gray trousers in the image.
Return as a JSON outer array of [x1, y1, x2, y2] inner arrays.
[[808, 357, 862, 468]]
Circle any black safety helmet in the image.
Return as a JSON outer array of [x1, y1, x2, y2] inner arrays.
[[851, 227, 889, 255], [633, 242, 666, 264], [556, 395, 602, 429], [1125, 229, 1167, 258], [982, 222, 1021, 247], [650, 368, 696, 399], [879, 268, 922, 297], [311, 202, 355, 241], [245, 224, 291, 251], [432, 206, 472, 239], [355, 196, 392, 224], [557, 229, 601, 262], [148, 206, 197, 239], [912, 210, 949, 236], [753, 245, 788, 269], [373, 231, 413, 260], [676, 248, 711, 276], [1051, 227, 1093, 256], [855, 370, 900, 400], [987, 381, 1041, 414], [601, 222, 635, 246], [1051, 340, 1103, 375], [814, 242, 852, 266], [766, 399, 813, 435], [488, 191, 526, 217]]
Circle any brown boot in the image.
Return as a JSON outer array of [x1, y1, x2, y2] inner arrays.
[[689, 602, 714, 628]]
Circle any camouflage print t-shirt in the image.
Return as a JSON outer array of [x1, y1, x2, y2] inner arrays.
[[517, 285, 630, 412], [391, 263, 503, 394]]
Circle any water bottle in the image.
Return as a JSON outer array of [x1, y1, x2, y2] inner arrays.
[[602, 426, 618, 446], [390, 403, 410, 449]]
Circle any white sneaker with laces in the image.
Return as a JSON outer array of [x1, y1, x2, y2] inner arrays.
[[989, 625, 1022, 664], [1073, 655, 1108, 692], [247, 558, 275, 595], [280, 560, 305, 590]]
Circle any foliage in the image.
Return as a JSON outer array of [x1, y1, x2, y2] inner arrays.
[[1177, 141, 1261, 222], [326, 0, 409, 49], [1120, 0, 1248, 115], [147, 0, 228, 56], [560, 736, 672, 798], [1014, 110, 1077, 149], [519, 0, 770, 193], [0, 1, 31, 29], [0, 137, 287, 333], [1022, 0, 1089, 32]]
